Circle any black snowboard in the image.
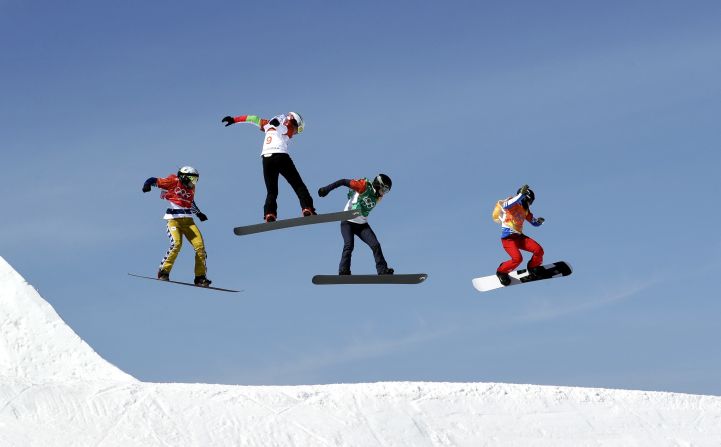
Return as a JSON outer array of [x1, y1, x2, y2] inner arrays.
[[312, 274, 428, 285], [233, 210, 361, 236], [128, 273, 241, 293]]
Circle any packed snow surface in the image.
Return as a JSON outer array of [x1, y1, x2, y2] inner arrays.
[[1, 256, 720, 446]]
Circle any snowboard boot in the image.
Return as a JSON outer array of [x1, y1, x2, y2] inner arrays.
[[496, 271, 511, 286], [264, 213, 277, 223], [339, 269, 351, 276], [527, 266, 547, 281], [157, 269, 170, 281], [194, 275, 212, 288], [302, 207, 317, 217], [378, 267, 395, 275]]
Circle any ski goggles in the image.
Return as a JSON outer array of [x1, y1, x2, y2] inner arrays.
[[180, 174, 199, 186], [374, 182, 390, 196]]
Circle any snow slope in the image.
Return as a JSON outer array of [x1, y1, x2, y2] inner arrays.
[[0, 257, 133, 383], [1, 256, 720, 447]]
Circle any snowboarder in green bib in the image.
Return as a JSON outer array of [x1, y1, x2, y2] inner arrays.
[[318, 174, 394, 275]]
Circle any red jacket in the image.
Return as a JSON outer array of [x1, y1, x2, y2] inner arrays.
[[157, 175, 195, 209]]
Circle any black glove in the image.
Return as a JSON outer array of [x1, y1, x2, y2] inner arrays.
[[196, 212, 208, 222], [269, 117, 281, 126], [318, 187, 330, 197], [222, 116, 235, 127], [519, 184, 529, 195], [142, 178, 156, 193]]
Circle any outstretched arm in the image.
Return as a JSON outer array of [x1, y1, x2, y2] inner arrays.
[[222, 115, 269, 130], [318, 179, 367, 197], [318, 179, 350, 197]]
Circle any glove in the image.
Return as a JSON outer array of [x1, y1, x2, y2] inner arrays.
[[519, 184, 529, 195], [535, 217, 545, 225], [196, 212, 208, 222], [318, 187, 330, 197], [142, 178, 156, 193], [221, 116, 235, 127]]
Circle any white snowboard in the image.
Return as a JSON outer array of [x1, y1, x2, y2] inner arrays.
[[472, 261, 572, 292]]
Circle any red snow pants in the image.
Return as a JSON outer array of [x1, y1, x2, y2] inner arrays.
[[497, 234, 544, 274]]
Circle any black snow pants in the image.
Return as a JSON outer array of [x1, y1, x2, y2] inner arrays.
[[339, 220, 389, 274], [262, 153, 314, 216]]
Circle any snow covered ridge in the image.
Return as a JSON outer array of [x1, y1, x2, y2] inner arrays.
[[0, 256, 134, 383], [1, 256, 721, 446]]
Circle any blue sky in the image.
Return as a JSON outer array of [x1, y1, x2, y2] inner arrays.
[[2, 1, 720, 394]]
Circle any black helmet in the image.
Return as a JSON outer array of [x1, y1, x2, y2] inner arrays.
[[517, 185, 535, 205], [372, 174, 392, 196]]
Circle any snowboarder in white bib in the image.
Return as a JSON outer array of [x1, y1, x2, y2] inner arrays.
[[142, 166, 212, 287], [318, 174, 394, 275], [492, 184, 545, 286], [222, 112, 315, 222]]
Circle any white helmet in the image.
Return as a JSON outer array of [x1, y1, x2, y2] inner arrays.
[[288, 112, 304, 133], [178, 166, 199, 186]]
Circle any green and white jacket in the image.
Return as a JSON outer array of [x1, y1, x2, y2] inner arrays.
[[343, 178, 381, 224]]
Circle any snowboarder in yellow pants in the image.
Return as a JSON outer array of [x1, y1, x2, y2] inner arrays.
[[143, 166, 211, 287], [160, 218, 207, 278]]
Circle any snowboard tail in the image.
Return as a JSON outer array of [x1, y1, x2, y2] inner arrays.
[[472, 261, 572, 292], [128, 274, 241, 293], [233, 210, 361, 236], [313, 274, 428, 285]]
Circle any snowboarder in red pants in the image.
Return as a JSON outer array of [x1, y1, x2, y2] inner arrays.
[[493, 185, 546, 286]]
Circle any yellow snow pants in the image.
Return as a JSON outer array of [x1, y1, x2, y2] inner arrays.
[[159, 218, 207, 277]]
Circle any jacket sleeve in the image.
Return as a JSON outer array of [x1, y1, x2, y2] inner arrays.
[[349, 179, 368, 194], [502, 193, 524, 209], [527, 212, 543, 226], [321, 179, 352, 192], [232, 115, 269, 131], [155, 176, 175, 191]]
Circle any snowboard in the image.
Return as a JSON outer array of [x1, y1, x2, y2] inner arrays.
[[128, 273, 241, 293], [233, 210, 362, 236], [471, 261, 572, 292], [312, 273, 428, 285]]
